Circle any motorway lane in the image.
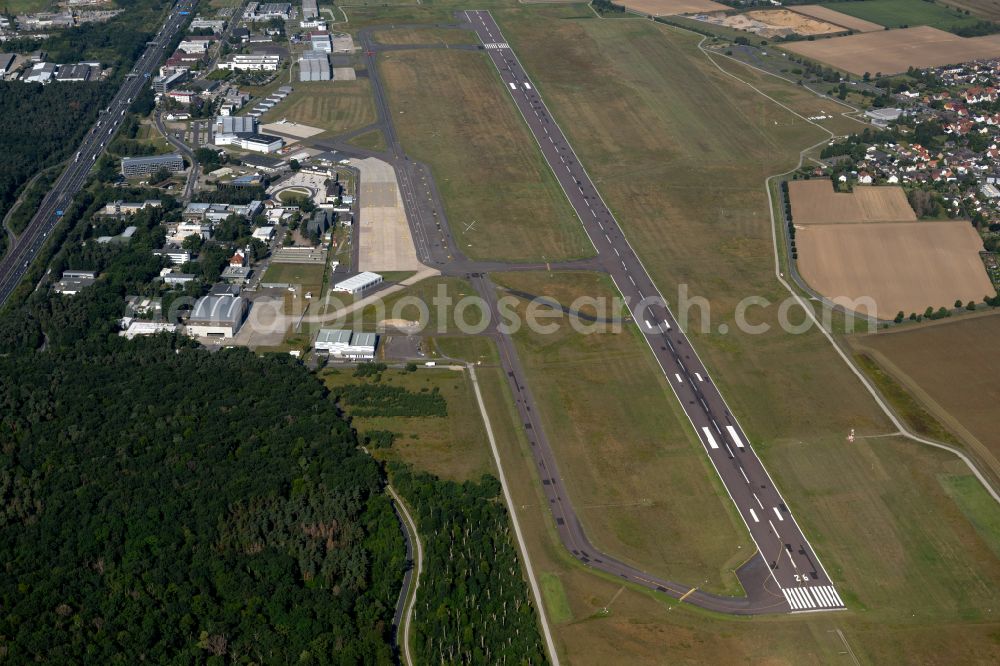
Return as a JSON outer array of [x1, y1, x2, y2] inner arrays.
[[466, 10, 844, 613], [0, 1, 196, 306]]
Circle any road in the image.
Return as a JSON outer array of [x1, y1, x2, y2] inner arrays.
[[154, 111, 198, 201], [0, 1, 196, 307], [464, 10, 844, 614]]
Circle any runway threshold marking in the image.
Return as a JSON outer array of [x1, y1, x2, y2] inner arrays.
[[726, 425, 745, 449]]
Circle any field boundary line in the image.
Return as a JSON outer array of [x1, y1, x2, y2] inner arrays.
[[685, 32, 1000, 505], [467, 364, 561, 666]]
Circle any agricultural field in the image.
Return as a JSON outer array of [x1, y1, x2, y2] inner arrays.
[[379, 48, 592, 263], [493, 270, 753, 596], [785, 26, 1000, 75], [796, 220, 995, 316], [616, 0, 728, 15], [489, 5, 1000, 661], [830, 0, 987, 31], [321, 366, 495, 482], [790, 4, 884, 32], [788, 180, 916, 224], [848, 313, 1000, 483], [260, 81, 376, 137], [948, 0, 1000, 20]]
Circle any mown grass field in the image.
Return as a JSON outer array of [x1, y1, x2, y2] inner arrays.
[[831, 0, 985, 31], [261, 80, 376, 137], [378, 48, 593, 262], [260, 262, 326, 294], [347, 128, 388, 152], [480, 5, 1000, 662], [373, 27, 481, 45], [321, 366, 494, 482], [494, 271, 753, 596]]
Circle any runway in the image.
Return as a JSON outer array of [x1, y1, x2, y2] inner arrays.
[[464, 9, 845, 614], [0, 1, 196, 307]]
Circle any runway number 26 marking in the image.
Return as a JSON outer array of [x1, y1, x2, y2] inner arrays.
[[794, 574, 808, 582]]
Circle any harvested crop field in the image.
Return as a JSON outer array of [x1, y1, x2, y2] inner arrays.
[[789, 180, 916, 224], [790, 4, 883, 32], [849, 313, 1000, 481], [616, 0, 728, 16], [785, 26, 1000, 76], [744, 9, 845, 35], [796, 221, 995, 316]]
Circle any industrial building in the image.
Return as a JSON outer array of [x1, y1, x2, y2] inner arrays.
[[213, 114, 257, 141], [187, 286, 247, 338], [298, 50, 330, 81], [332, 271, 383, 295], [214, 132, 284, 153], [121, 154, 184, 178], [302, 0, 318, 20], [23, 62, 56, 83], [309, 31, 332, 52], [246, 2, 292, 20], [0, 54, 15, 76], [314, 328, 378, 359], [53, 270, 97, 296], [55, 63, 92, 82], [217, 53, 280, 71]]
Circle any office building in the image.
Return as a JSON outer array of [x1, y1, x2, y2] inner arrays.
[[121, 154, 184, 178]]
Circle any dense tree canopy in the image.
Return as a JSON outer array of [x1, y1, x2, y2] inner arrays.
[[0, 343, 405, 662]]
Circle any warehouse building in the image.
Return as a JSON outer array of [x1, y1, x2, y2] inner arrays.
[[314, 328, 378, 359], [298, 50, 330, 81], [302, 0, 318, 20], [332, 271, 383, 295], [187, 286, 247, 338], [121, 154, 184, 178]]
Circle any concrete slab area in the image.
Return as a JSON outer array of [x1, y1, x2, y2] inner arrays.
[[332, 67, 356, 81], [352, 157, 425, 272], [261, 120, 325, 140]]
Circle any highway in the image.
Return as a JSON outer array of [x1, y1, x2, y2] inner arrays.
[[0, 1, 196, 307], [465, 10, 845, 614]]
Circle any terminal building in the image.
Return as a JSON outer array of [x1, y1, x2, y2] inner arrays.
[[121, 154, 184, 178], [314, 328, 378, 359]]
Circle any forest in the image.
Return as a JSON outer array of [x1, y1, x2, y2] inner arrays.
[[391, 466, 547, 665], [0, 0, 172, 255], [0, 342, 405, 662]]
